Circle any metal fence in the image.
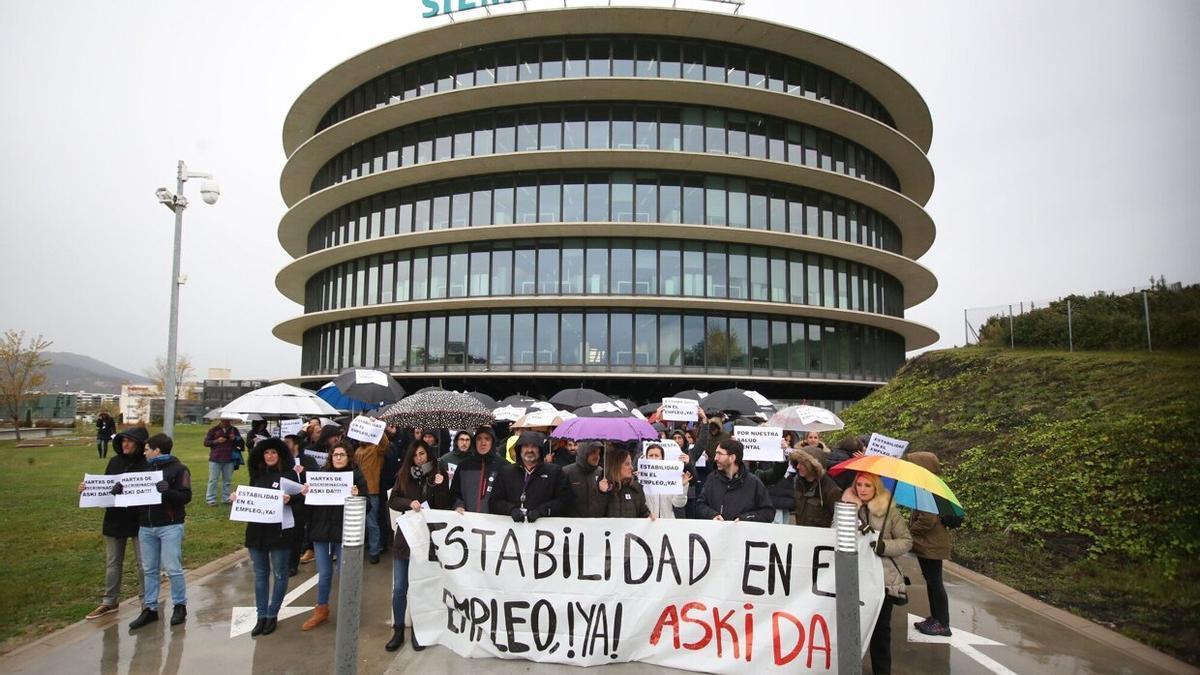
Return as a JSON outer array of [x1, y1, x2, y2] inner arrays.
[[963, 282, 1190, 352]]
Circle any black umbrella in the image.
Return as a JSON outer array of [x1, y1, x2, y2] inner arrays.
[[614, 398, 636, 410], [329, 369, 406, 407], [464, 391, 498, 409], [672, 389, 710, 401], [636, 402, 661, 416], [499, 394, 538, 407], [698, 388, 777, 416], [550, 387, 612, 409], [574, 402, 634, 418], [378, 390, 494, 429]]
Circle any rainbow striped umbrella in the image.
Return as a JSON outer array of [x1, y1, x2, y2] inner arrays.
[[829, 454, 964, 517]]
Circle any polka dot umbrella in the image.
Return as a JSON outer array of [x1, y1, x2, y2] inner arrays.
[[378, 389, 494, 429]]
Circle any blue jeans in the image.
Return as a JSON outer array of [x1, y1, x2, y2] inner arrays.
[[391, 557, 410, 629], [249, 547, 290, 618], [365, 495, 381, 555], [206, 461, 234, 504], [139, 524, 186, 610], [313, 541, 342, 606]]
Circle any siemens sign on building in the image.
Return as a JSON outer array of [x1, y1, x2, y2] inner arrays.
[[275, 5, 939, 403]]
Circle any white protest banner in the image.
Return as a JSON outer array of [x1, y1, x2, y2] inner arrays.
[[865, 433, 909, 459], [398, 511, 882, 674], [347, 415, 386, 444], [114, 471, 164, 507], [305, 471, 354, 505], [642, 439, 685, 462], [79, 474, 118, 508], [280, 418, 303, 438], [304, 449, 329, 467], [733, 425, 785, 462], [230, 486, 284, 524], [636, 458, 685, 496], [659, 397, 699, 422]]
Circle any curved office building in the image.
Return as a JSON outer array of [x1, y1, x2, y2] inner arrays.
[[275, 6, 939, 402]]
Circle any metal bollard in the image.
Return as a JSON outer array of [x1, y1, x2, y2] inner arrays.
[[834, 501, 862, 675], [334, 496, 368, 675]]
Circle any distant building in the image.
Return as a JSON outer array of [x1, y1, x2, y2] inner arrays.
[[61, 391, 120, 415], [202, 379, 271, 413], [149, 399, 206, 425], [17, 394, 77, 423], [207, 368, 233, 380], [120, 384, 158, 424]]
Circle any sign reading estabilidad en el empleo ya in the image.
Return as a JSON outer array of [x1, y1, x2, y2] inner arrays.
[[421, 0, 745, 20]]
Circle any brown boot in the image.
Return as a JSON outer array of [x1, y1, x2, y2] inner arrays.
[[302, 604, 329, 631]]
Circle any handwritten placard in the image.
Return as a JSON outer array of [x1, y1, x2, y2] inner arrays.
[[733, 425, 785, 462], [280, 419, 303, 438], [636, 458, 686, 496], [79, 474, 118, 508], [866, 432, 909, 458], [347, 415, 386, 444], [305, 471, 355, 506], [659, 397, 699, 422]]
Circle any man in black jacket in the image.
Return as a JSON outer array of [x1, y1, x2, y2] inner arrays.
[[695, 439, 774, 522], [80, 426, 148, 620], [562, 441, 603, 517], [450, 428, 502, 514], [129, 433, 192, 630], [490, 432, 571, 522]]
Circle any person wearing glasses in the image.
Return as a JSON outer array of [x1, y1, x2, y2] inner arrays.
[[302, 442, 365, 631], [694, 439, 774, 523]]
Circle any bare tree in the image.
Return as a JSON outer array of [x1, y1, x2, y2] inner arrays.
[[144, 354, 197, 422], [0, 330, 53, 441]]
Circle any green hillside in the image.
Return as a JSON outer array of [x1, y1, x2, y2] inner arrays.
[[840, 347, 1200, 664]]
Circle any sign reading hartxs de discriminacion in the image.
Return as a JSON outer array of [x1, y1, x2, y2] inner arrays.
[[397, 510, 882, 673]]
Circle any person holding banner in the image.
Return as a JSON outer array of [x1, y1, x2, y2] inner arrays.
[[237, 439, 307, 637], [590, 447, 651, 518], [303, 442, 367, 631], [489, 431, 570, 522], [129, 433, 192, 630], [449, 427, 501, 514], [788, 447, 842, 527], [694, 440, 774, 523], [841, 472, 912, 675], [385, 439, 452, 652], [562, 441, 603, 517], [640, 444, 689, 519], [79, 426, 148, 620]]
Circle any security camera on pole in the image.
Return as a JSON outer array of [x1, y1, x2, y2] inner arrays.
[[155, 160, 219, 436]]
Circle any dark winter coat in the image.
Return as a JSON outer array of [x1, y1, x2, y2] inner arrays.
[[140, 455, 192, 527], [448, 451, 503, 513], [906, 451, 952, 560], [101, 432, 147, 538], [388, 467, 452, 559], [694, 467, 774, 522], [95, 415, 116, 441], [562, 451, 602, 517], [790, 448, 843, 528], [307, 467, 368, 542], [244, 466, 304, 550], [489, 461, 571, 520], [588, 475, 650, 518], [204, 423, 242, 463]]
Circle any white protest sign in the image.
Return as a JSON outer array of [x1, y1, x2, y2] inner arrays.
[[305, 471, 354, 505], [866, 432, 909, 459], [445, 463, 458, 484], [347, 415, 386, 444], [636, 458, 685, 496], [733, 425, 785, 462], [745, 390, 775, 409], [230, 486, 284, 524], [642, 439, 686, 462], [659, 397, 699, 422], [279, 477, 305, 496], [280, 418, 303, 438], [398, 511, 883, 674], [114, 471, 164, 507], [304, 449, 329, 467], [79, 474, 118, 508]]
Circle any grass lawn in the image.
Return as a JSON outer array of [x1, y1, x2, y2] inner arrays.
[[0, 424, 249, 652]]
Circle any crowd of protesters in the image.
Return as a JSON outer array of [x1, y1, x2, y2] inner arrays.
[[81, 406, 954, 675]]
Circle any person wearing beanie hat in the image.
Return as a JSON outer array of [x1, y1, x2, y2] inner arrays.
[[694, 439, 774, 523], [489, 431, 570, 523], [79, 425, 149, 620], [129, 433, 192, 630]]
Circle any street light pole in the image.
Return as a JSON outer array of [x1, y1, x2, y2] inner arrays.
[[156, 161, 219, 436]]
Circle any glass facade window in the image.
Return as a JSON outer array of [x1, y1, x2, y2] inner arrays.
[[310, 101, 901, 194]]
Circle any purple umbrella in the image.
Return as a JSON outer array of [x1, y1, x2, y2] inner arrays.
[[551, 416, 659, 442]]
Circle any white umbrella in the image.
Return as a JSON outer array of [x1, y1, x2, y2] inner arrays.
[[766, 405, 845, 432], [493, 405, 526, 422], [222, 383, 340, 418]]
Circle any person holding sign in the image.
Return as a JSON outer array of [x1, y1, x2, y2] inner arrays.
[[489, 431, 570, 523], [384, 439, 452, 652], [694, 440, 774, 523], [350, 429, 389, 565], [840, 472, 912, 675], [641, 445, 690, 519], [591, 447, 651, 519], [303, 442, 366, 631], [78, 426, 148, 620], [129, 434, 192, 630], [236, 439, 307, 637]]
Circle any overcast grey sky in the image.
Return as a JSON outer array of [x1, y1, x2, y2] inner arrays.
[[1, 0, 1197, 380]]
